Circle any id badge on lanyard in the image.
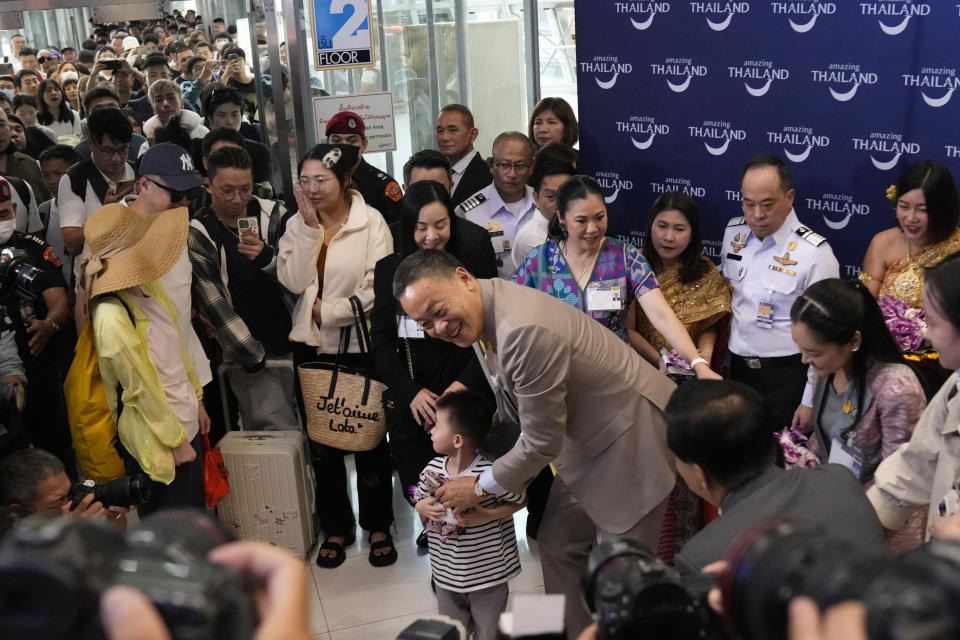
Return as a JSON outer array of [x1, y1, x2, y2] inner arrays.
[[487, 223, 509, 253], [757, 291, 775, 329], [586, 283, 623, 312], [397, 315, 425, 339], [828, 438, 864, 479]]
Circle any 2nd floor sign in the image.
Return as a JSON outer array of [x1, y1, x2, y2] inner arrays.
[[311, 0, 376, 70]]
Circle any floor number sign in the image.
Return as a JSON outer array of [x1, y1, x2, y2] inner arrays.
[[311, 0, 376, 69]]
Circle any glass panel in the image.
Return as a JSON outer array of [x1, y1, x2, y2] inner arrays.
[[537, 1, 577, 121]]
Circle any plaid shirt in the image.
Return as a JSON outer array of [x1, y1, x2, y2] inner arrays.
[[187, 198, 288, 368]]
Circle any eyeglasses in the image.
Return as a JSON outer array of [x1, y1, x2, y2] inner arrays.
[[297, 176, 332, 188], [148, 178, 198, 203], [492, 161, 532, 173], [216, 185, 253, 200], [94, 142, 129, 158]]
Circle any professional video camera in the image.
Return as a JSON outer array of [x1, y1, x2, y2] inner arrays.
[[0, 247, 43, 299], [70, 473, 152, 509], [585, 521, 960, 640], [0, 510, 256, 640]]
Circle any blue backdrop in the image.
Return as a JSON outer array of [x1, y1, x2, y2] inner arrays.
[[574, 1, 960, 276]]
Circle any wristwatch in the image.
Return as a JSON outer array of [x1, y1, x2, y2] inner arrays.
[[473, 477, 488, 497]]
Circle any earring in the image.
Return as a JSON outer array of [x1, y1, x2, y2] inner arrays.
[[852, 346, 860, 352]]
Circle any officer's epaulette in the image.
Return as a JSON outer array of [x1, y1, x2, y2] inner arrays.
[[795, 226, 827, 247], [727, 216, 746, 227], [24, 233, 45, 247], [454, 193, 486, 217]]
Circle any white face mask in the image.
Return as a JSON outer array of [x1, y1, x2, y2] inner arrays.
[[0, 218, 16, 244], [60, 71, 79, 83]]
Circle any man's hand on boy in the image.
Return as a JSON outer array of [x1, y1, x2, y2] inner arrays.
[[456, 506, 496, 528]]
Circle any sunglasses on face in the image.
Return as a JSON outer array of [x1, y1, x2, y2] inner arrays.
[[148, 178, 201, 203]]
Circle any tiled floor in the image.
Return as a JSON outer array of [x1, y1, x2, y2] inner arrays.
[[305, 456, 544, 639]]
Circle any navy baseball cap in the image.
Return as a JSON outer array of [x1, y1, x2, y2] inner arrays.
[[137, 143, 202, 190]]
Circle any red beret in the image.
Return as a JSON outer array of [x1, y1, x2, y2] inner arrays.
[[325, 110, 365, 136]]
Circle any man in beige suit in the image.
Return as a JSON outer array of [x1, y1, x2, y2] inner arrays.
[[393, 250, 676, 638]]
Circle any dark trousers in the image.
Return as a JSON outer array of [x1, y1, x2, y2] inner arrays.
[[23, 345, 77, 480], [122, 432, 205, 518], [293, 343, 394, 536], [730, 354, 808, 432]]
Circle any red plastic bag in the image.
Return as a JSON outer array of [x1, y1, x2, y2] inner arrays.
[[203, 433, 230, 508]]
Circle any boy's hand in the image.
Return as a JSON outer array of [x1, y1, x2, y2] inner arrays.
[[415, 497, 445, 521]]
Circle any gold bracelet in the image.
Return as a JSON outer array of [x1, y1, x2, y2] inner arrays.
[[857, 271, 873, 283]]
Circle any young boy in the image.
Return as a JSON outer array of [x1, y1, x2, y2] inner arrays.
[[415, 390, 526, 640]]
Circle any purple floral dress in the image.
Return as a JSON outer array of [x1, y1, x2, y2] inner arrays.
[[514, 238, 659, 342]]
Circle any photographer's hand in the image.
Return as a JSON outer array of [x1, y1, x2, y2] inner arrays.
[[930, 510, 960, 542], [70, 492, 106, 519], [788, 597, 867, 640], [209, 541, 311, 640], [102, 585, 172, 640], [101, 542, 312, 640]]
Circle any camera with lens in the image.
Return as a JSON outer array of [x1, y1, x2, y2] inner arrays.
[[70, 473, 152, 509], [718, 520, 960, 640], [0, 510, 256, 640], [0, 247, 43, 299], [587, 521, 960, 640], [585, 537, 725, 640]]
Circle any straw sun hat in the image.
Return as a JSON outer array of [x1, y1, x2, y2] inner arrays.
[[83, 203, 188, 298]]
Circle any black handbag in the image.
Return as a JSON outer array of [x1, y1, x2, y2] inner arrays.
[[383, 336, 427, 441]]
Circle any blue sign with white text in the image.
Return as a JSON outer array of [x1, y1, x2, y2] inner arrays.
[[312, 0, 374, 69]]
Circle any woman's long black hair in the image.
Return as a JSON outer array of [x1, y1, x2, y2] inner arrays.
[[642, 191, 708, 283], [36, 79, 75, 126], [396, 180, 459, 259], [790, 278, 914, 430]]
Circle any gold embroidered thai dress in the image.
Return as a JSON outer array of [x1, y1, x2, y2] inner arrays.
[[878, 227, 960, 309], [632, 255, 732, 352]]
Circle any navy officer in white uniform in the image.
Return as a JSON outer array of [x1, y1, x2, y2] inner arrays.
[[454, 132, 538, 278], [721, 153, 839, 432]]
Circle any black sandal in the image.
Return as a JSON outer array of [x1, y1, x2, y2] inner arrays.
[[368, 532, 398, 567], [316, 530, 356, 569]]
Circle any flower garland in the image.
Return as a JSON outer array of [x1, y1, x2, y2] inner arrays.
[[878, 294, 927, 351]]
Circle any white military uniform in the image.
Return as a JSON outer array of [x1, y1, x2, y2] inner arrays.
[[455, 182, 538, 278], [720, 209, 839, 359]]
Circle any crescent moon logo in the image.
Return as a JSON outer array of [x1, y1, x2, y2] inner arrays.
[[604, 188, 620, 204], [871, 152, 902, 171], [829, 83, 860, 102], [706, 13, 733, 31], [631, 134, 656, 150], [823, 212, 854, 230], [784, 145, 812, 163], [745, 79, 773, 97], [595, 72, 619, 90], [922, 87, 956, 108], [667, 76, 692, 92], [630, 13, 655, 30], [789, 14, 818, 33], [704, 139, 731, 156], [879, 16, 910, 36]]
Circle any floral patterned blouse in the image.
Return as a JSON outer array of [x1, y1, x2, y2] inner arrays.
[[514, 238, 659, 342]]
